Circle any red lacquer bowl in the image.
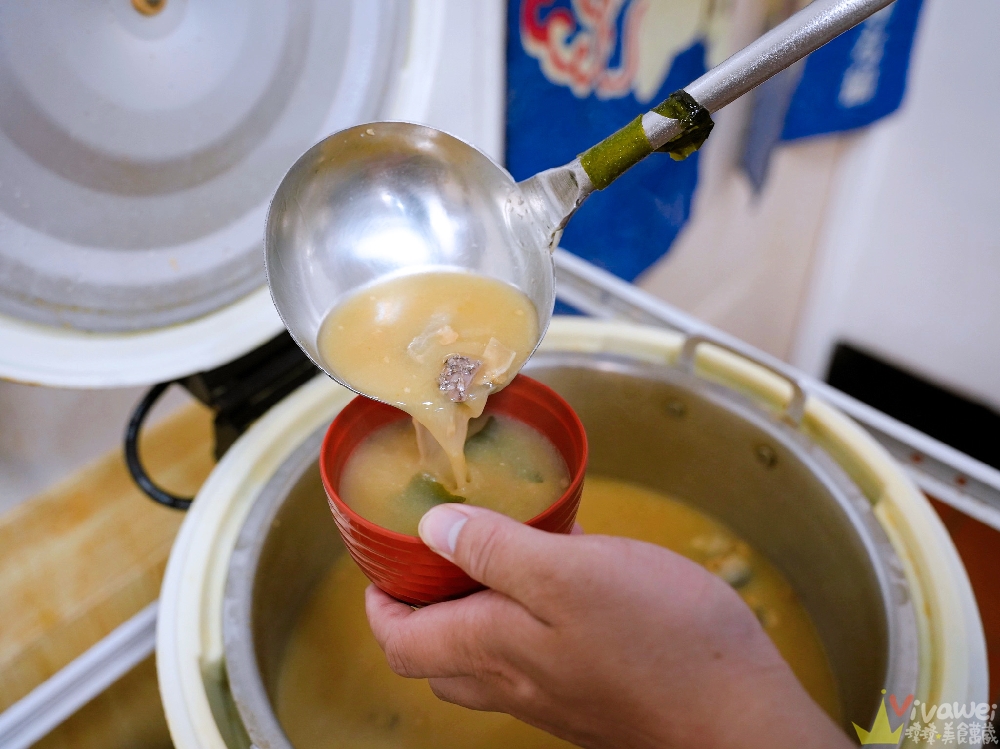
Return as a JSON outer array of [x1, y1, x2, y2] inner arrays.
[[319, 374, 588, 605]]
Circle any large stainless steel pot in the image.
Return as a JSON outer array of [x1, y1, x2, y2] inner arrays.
[[222, 351, 918, 748]]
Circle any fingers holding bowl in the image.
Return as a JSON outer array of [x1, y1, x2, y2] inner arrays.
[[365, 583, 546, 680], [418, 503, 579, 618]]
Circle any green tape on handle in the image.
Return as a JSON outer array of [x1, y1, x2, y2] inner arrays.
[[579, 116, 652, 191], [653, 90, 714, 162], [578, 90, 715, 191]]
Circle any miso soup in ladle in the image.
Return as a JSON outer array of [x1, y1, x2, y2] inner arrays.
[[264, 0, 893, 436]]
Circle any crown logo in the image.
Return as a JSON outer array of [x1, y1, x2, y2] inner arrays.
[[854, 695, 904, 746]]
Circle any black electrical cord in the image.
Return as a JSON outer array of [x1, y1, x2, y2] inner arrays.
[[124, 381, 194, 510]]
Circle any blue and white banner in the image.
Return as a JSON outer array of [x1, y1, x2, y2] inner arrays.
[[782, 0, 925, 140], [506, 0, 925, 280], [506, 0, 708, 282], [743, 0, 925, 188]]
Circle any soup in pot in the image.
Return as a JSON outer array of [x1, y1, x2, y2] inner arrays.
[[276, 477, 840, 748]]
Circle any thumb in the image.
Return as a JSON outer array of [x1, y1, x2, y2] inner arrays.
[[418, 503, 566, 607]]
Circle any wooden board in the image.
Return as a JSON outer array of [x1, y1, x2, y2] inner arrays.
[[32, 655, 173, 749], [0, 401, 215, 712]]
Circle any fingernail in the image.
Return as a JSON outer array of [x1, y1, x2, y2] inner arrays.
[[418, 504, 469, 560]]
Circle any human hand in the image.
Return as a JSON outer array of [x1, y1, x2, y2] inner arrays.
[[366, 503, 853, 749]]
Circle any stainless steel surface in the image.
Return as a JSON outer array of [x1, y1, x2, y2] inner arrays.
[[678, 334, 808, 425], [222, 353, 917, 747], [553, 247, 1000, 531], [265, 122, 556, 389], [0, 602, 157, 749], [223, 425, 335, 749], [514, 159, 594, 252], [686, 0, 895, 113], [0, 0, 408, 331], [527, 353, 918, 732]]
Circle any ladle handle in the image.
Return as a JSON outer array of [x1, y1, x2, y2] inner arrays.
[[579, 0, 895, 190]]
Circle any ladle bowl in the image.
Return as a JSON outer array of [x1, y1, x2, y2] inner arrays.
[[264, 122, 555, 385], [265, 0, 895, 392]]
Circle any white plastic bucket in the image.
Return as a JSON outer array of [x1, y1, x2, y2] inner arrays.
[[157, 318, 988, 749]]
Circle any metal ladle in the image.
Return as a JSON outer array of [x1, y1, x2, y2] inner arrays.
[[265, 0, 893, 394]]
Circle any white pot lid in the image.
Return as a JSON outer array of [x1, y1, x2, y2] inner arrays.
[[0, 0, 416, 386]]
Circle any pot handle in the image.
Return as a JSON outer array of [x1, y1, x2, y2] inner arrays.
[[676, 335, 807, 426], [124, 382, 195, 510]]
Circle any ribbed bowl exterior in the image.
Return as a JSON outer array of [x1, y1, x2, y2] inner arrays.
[[319, 375, 588, 605]]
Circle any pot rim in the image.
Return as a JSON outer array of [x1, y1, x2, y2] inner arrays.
[[221, 351, 919, 749]]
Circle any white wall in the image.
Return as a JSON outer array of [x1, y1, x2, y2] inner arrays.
[[791, 0, 1000, 410], [643, 0, 1000, 413], [640, 0, 855, 362]]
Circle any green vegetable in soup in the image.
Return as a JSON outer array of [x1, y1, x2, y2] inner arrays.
[[399, 473, 465, 513]]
